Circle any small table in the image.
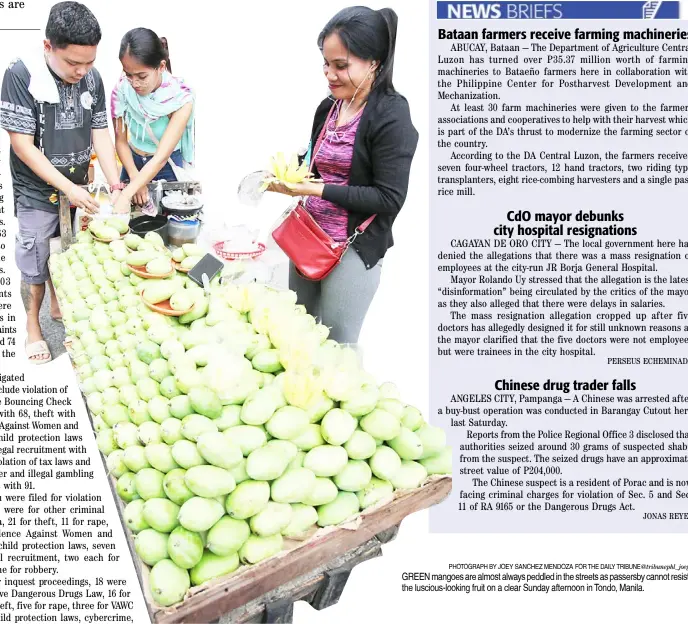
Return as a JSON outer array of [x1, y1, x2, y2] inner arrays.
[[57, 180, 202, 251]]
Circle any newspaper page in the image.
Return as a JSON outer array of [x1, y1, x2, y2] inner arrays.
[[0, 1, 685, 623]]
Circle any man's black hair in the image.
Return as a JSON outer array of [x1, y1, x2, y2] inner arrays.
[[46, 2, 101, 49]]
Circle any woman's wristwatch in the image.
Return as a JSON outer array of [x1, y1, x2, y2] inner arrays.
[[110, 182, 126, 192]]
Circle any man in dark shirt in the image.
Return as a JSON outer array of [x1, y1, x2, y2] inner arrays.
[[0, 1, 121, 363]]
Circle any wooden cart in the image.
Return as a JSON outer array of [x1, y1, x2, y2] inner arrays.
[[77, 385, 452, 624], [60, 198, 452, 621]]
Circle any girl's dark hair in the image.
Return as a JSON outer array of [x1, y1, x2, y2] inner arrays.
[[119, 28, 171, 74], [317, 6, 398, 94]]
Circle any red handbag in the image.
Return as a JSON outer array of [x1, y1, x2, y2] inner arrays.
[[272, 103, 376, 281]]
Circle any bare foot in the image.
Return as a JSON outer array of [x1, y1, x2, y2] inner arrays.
[[50, 301, 62, 322], [26, 324, 51, 362]]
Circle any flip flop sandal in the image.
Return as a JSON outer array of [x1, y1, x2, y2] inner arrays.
[[25, 339, 53, 365], [51, 315, 63, 324]]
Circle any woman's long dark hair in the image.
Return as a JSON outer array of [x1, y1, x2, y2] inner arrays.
[[317, 6, 398, 94], [120, 27, 172, 74]]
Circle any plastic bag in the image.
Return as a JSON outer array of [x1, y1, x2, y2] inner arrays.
[[237, 170, 270, 206]]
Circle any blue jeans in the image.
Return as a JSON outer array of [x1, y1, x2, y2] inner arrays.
[[120, 148, 183, 182]]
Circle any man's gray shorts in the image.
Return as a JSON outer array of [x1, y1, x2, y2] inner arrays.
[[14, 202, 60, 285]]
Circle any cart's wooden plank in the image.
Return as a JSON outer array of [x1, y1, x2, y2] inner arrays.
[[157, 477, 451, 623], [219, 536, 384, 624], [59, 193, 73, 251]]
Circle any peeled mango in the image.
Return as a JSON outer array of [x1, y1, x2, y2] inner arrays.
[[182, 243, 204, 257], [190, 551, 240, 586], [419, 447, 452, 475], [149, 559, 190, 607], [251, 349, 283, 374], [378, 382, 400, 400], [225, 480, 270, 520], [246, 445, 290, 481], [215, 405, 242, 431], [265, 406, 309, 441], [340, 384, 379, 417], [333, 460, 372, 493], [170, 290, 194, 312], [343, 431, 377, 460], [390, 461, 428, 490], [178, 497, 225, 532], [265, 440, 299, 463], [305, 393, 334, 424], [302, 477, 338, 507], [240, 388, 281, 426], [239, 533, 283, 565], [369, 446, 402, 482], [282, 504, 318, 539], [357, 478, 394, 510], [124, 233, 142, 250], [105, 218, 129, 235], [179, 292, 209, 324], [249, 502, 292, 537], [145, 231, 166, 249], [224, 426, 267, 456], [270, 468, 316, 504], [292, 425, 324, 452], [401, 405, 424, 432], [303, 445, 348, 478], [388, 428, 424, 461], [146, 257, 173, 277], [206, 516, 250, 556], [143, 280, 178, 305], [417, 425, 447, 460], [359, 409, 401, 442], [127, 250, 157, 267], [317, 492, 359, 527], [167, 526, 204, 569], [230, 459, 250, 485], [320, 409, 356, 446], [185, 465, 236, 498], [181, 255, 201, 270]]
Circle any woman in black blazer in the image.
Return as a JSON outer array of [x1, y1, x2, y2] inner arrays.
[[268, 6, 418, 350]]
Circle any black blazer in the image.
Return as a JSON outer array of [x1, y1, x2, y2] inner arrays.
[[308, 88, 419, 269]]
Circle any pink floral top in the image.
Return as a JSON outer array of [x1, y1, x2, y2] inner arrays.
[[306, 103, 364, 242]]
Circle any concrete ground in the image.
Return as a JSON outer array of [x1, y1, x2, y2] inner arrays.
[[20, 281, 67, 362]]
